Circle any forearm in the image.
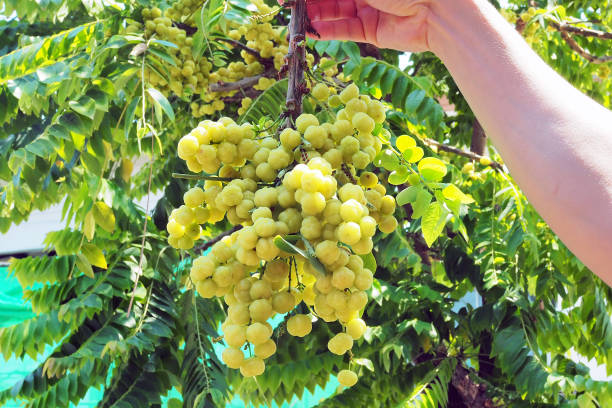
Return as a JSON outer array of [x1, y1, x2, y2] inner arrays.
[[428, 0, 612, 284]]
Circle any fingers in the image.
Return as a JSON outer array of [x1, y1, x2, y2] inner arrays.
[[307, 0, 358, 21], [362, 0, 420, 16], [310, 19, 367, 43]]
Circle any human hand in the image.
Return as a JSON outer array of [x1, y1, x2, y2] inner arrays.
[[280, 0, 434, 53]]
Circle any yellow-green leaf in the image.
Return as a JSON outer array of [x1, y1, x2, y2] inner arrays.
[[83, 210, 95, 241], [396, 135, 416, 152], [403, 146, 424, 163], [92, 201, 115, 233], [418, 157, 448, 182], [421, 201, 449, 247], [75, 254, 94, 278], [82, 243, 107, 269], [442, 185, 475, 204]]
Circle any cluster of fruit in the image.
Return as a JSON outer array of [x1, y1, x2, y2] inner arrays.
[[139, 2, 214, 106], [168, 83, 398, 386]]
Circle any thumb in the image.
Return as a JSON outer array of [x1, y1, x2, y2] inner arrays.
[[362, 0, 417, 16]]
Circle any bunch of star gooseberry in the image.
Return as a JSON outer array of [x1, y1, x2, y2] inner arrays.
[[132, 0, 304, 118], [166, 83, 397, 386]]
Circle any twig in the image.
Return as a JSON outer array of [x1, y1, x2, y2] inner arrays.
[[127, 46, 155, 317], [557, 30, 612, 64], [209, 74, 265, 93], [196, 225, 243, 252], [423, 138, 504, 170], [451, 364, 500, 408], [549, 21, 612, 40], [216, 38, 267, 60], [172, 173, 234, 182]]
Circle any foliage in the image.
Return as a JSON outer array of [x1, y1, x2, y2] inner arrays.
[[0, 0, 610, 407]]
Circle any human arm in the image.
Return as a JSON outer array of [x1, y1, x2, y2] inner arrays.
[[304, 0, 612, 286]]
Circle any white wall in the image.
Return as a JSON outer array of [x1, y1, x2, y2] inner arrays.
[[0, 193, 162, 256]]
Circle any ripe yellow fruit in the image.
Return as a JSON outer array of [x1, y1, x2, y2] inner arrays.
[[177, 135, 199, 159], [240, 357, 265, 377], [254, 339, 277, 359], [174, 205, 195, 226], [328, 333, 353, 355], [271, 291, 296, 314], [331, 266, 355, 290], [280, 128, 302, 150], [296, 113, 319, 133], [224, 324, 247, 348], [346, 318, 367, 340], [340, 199, 364, 222], [249, 298, 274, 322], [340, 83, 360, 103], [287, 314, 312, 337], [338, 369, 358, 387], [246, 322, 271, 345], [222, 347, 244, 369], [312, 83, 330, 101], [337, 222, 362, 245], [166, 220, 185, 237]]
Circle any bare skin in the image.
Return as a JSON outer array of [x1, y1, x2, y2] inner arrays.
[[290, 0, 612, 286]]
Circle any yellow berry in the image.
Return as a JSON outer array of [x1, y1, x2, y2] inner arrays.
[[338, 369, 358, 387], [287, 314, 312, 337]]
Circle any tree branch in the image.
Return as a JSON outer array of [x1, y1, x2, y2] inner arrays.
[[423, 138, 504, 170], [281, 0, 308, 124], [196, 226, 243, 252], [557, 30, 612, 63], [215, 37, 272, 62], [209, 75, 265, 93], [550, 21, 612, 40], [470, 119, 487, 156], [451, 365, 500, 408]]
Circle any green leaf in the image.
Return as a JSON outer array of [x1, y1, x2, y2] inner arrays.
[[353, 358, 375, 372], [412, 189, 433, 219], [0, 21, 102, 84], [341, 42, 361, 62], [92, 201, 115, 233], [360, 252, 377, 272], [124, 95, 141, 139], [81, 243, 107, 269], [273, 235, 326, 275], [403, 147, 425, 163], [421, 201, 449, 247], [418, 157, 448, 182], [397, 186, 421, 206], [75, 254, 94, 278], [83, 210, 95, 241], [442, 185, 474, 204], [388, 167, 410, 185], [68, 95, 97, 119], [147, 87, 175, 122]]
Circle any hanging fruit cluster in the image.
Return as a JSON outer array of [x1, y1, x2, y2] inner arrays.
[[167, 81, 399, 385]]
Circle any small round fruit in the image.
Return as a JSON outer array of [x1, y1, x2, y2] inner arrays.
[[295, 113, 319, 133], [178, 135, 199, 159], [246, 322, 271, 345], [346, 318, 367, 340], [240, 357, 265, 377], [287, 314, 312, 337], [254, 339, 277, 359], [224, 324, 247, 348], [338, 369, 358, 387], [222, 347, 244, 369], [337, 222, 362, 245], [312, 83, 330, 101]]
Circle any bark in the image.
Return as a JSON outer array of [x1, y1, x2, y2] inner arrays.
[[451, 365, 500, 408], [470, 119, 487, 156], [282, 0, 308, 124]]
